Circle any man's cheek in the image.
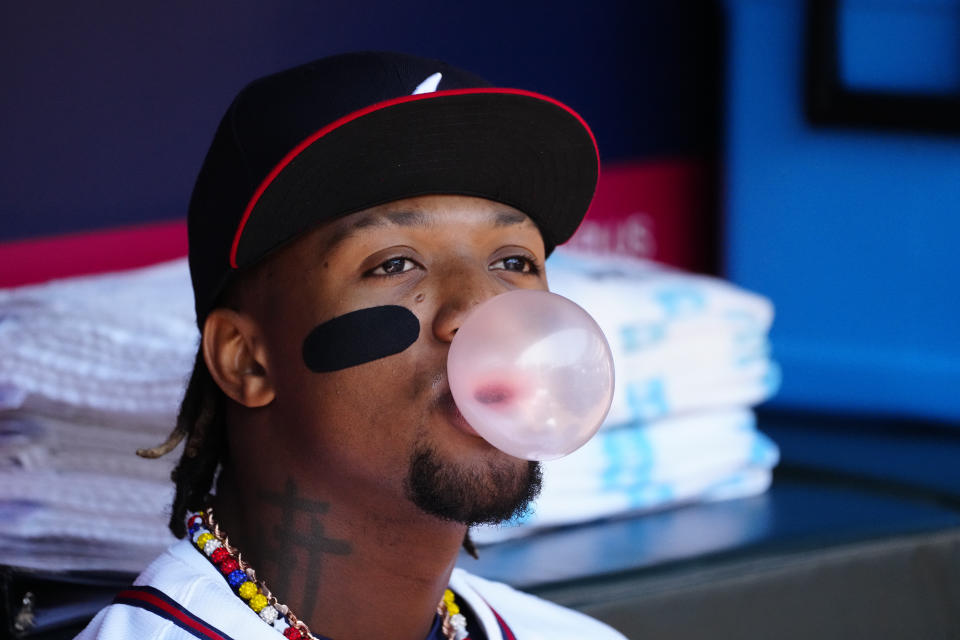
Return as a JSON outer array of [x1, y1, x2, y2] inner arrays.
[[301, 305, 420, 372]]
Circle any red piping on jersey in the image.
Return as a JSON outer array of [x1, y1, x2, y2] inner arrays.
[[489, 605, 517, 640]]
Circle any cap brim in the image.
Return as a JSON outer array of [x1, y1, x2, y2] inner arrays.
[[231, 89, 599, 268]]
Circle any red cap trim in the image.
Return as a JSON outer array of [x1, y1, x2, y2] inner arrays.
[[227, 87, 599, 268]]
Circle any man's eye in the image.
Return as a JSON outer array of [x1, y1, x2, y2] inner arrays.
[[371, 257, 416, 275], [490, 256, 538, 274]]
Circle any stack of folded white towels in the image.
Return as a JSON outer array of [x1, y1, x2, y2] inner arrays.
[[0, 261, 194, 571], [0, 252, 779, 568]]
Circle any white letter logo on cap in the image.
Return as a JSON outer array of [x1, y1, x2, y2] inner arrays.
[[412, 72, 442, 95]]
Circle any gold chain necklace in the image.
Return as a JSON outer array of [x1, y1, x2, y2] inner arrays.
[[187, 509, 469, 640]]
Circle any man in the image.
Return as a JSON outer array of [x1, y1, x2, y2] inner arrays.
[[77, 51, 625, 640]]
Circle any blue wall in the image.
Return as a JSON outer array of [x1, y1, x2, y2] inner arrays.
[[722, 0, 960, 422]]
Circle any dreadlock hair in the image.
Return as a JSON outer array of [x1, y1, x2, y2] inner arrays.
[[137, 346, 226, 538], [136, 262, 265, 539]]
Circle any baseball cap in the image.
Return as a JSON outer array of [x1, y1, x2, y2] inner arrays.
[[187, 51, 599, 327]]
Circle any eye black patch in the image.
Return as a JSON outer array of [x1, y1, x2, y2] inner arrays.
[[302, 305, 420, 372]]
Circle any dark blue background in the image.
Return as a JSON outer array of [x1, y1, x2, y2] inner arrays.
[[1, 1, 721, 241]]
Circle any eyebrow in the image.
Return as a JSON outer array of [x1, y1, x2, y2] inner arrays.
[[355, 209, 428, 229], [321, 207, 532, 254], [320, 210, 422, 253], [492, 210, 530, 227]]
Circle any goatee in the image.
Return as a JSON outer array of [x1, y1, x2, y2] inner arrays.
[[404, 444, 542, 526]]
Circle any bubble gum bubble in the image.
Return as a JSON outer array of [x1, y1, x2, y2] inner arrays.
[[447, 289, 615, 461]]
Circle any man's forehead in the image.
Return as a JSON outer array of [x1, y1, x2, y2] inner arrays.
[[320, 198, 537, 253]]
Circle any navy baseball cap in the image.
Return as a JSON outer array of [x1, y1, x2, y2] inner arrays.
[[187, 51, 599, 327]]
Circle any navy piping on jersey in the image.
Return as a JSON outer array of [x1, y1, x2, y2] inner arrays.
[[114, 585, 515, 640]]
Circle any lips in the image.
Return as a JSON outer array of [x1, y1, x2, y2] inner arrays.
[[437, 390, 480, 437], [473, 383, 514, 406]]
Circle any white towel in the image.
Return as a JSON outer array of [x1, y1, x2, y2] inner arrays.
[[0, 260, 197, 424], [546, 250, 779, 427], [471, 409, 780, 544], [547, 249, 774, 332], [613, 360, 782, 425], [0, 534, 171, 572], [0, 469, 174, 519], [471, 465, 775, 544], [0, 413, 178, 483], [546, 409, 774, 483]]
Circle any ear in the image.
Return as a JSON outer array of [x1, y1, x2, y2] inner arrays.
[[202, 309, 275, 407]]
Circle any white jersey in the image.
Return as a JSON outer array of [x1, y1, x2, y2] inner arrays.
[[76, 539, 626, 640]]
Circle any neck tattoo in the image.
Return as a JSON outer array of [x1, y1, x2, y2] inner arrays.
[[187, 510, 470, 640]]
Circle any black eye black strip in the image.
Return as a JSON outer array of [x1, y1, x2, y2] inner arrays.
[[301, 305, 420, 372]]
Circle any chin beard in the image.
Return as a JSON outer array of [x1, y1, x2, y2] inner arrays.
[[404, 444, 543, 526]]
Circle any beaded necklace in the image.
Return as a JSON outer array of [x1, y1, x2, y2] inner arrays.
[[187, 510, 469, 640]]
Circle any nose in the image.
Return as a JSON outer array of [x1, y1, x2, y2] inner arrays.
[[432, 263, 507, 343]]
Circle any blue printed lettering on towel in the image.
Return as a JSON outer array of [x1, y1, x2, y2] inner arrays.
[[601, 427, 654, 491], [762, 362, 782, 395], [626, 482, 673, 510], [750, 433, 779, 467], [654, 286, 706, 319], [737, 414, 757, 432], [626, 379, 669, 422], [621, 323, 666, 353], [601, 430, 625, 491], [724, 309, 765, 343], [734, 342, 769, 368], [624, 427, 653, 480]]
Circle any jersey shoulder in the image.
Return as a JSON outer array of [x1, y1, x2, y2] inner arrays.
[[452, 568, 628, 640], [74, 539, 277, 640]]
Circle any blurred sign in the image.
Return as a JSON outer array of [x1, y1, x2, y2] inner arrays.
[[567, 160, 710, 272]]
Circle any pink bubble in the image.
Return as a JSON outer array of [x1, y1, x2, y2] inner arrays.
[[447, 290, 615, 461]]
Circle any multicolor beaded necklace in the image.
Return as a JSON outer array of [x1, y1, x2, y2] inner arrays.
[[187, 510, 470, 640]]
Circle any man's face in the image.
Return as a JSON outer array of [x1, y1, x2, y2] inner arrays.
[[242, 195, 547, 525]]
